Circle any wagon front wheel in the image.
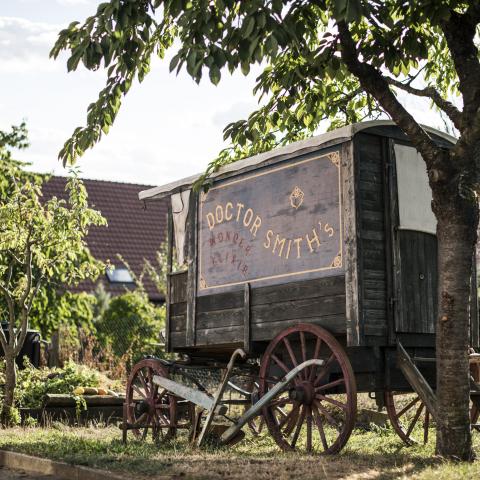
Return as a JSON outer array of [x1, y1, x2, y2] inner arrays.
[[258, 324, 357, 454], [126, 358, 177, 442]]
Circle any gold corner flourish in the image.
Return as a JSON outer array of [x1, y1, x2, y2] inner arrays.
[[200, 276, 208, 289], [328, 151, 340, 168], [331, 251, 342, 268]]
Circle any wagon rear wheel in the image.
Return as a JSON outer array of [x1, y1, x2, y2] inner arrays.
[[384, 392, 431, 445], [126, 358, 177, 442], [258, 324, 357, 454]]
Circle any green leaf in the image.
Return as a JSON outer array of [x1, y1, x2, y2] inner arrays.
[[209, 65, 221, 85]]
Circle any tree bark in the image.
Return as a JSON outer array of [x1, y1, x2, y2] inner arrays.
[[2, 349, 17, 426], [433, 185, 478, 460]]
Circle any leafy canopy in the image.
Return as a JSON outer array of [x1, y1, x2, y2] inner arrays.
[[50, 1, 478, 188]]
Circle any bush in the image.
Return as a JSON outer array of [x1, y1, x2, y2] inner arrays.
[[95, 290, 165, 365]]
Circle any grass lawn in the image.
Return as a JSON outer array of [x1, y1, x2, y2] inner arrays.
[[0, 422, 480, 480]]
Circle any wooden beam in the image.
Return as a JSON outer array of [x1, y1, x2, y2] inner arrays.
[[396, 341, 438, 421], [165, 204, 173, 353], [186, 192, 198, 347], [343, 140, 362, 347], [243, 283, 251, 354]]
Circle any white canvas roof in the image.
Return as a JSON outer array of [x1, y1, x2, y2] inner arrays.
[[139, 120, 456, 201]]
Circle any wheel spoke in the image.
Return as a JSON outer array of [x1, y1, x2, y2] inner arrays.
[[396, 396, 420, 419], [406, 403, 424, 437], [312, 405, 329, 451], [138, 369, 151, 396], [306, 406, 313, 452], [315, 378, 345, 392], [424, 410, 430, 444], [132, 384, 146, 399], [316, 394, 348, 411], [308, 337, 323, 383], [277, 402, 300, 430], [314, 354, 335, 387], [314, 400, 340, 429], [300, 331, 307, 380], [271, 354, 290, 375], [291, 405, 306, 448], [283, 337, 298, 369]]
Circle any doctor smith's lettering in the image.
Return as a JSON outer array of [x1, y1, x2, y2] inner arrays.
[[198, 152, 343, 293]]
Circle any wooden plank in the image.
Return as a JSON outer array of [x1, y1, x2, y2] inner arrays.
[[252, 315, 346, 342], [244, 283, 251, 354], [197, 290, 244, 312], [165, 204, 173, 352], [252, 295, 346, 324], [396, 341, 438, 421], [196, 309, 244, 329], [251, 275, 345, 306], [186, 191, 198, 347], [196, 326, 244, 346]]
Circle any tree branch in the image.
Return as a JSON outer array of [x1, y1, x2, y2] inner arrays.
[[440, 9, 480, 125], [385, 76, 463, 131], [337, 21, 441, 168]]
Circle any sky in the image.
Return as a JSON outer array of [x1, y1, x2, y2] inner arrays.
[[0, 0, 452, 188]]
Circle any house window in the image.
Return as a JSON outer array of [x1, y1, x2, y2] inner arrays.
[[106, 267, 134, 284]]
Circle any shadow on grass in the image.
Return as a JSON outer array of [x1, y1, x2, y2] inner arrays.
[[0, 429, 448, 480]]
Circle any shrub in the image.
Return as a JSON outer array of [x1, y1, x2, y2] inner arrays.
[[95, 290, 165, 365]]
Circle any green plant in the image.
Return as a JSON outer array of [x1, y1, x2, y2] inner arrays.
[[1, 359, 100, 412], [96, 290, 165, 365]]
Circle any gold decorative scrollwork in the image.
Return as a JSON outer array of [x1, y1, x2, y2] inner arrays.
[[328, 151, 340, 167], [331, 252, 342, 268], [200, 276, 208, 289], [290, 186, 304, 209]]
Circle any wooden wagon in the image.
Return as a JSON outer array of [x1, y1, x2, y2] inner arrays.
[[123, 120, 479, 453]]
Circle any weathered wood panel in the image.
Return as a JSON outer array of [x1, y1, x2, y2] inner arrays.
[[355, 134, 388, 340], [197, 151, 344, 295], [187, 275, 347, 348], [170, 271, 188, 304], [396, 231, 437, 334]]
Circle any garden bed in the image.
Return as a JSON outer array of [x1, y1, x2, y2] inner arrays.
[[20, 394, 124, 426]]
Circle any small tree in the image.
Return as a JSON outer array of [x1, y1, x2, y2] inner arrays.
[[0, 170, 105, 422]]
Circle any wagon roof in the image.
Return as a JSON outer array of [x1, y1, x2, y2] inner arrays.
[[139, 120, 456, 201]]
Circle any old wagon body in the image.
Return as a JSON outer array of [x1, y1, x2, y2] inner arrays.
[[131, 121, 478, 451]]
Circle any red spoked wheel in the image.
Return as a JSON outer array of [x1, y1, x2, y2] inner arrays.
[[258, 324, 357, 454], [384, 392, 431, 445], [126, 358, 177, 442]]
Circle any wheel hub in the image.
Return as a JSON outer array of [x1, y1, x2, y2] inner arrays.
[[289, 381, 315, 405]]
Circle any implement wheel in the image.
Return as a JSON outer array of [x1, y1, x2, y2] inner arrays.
[[258, 324, 357, 454], [126, 358, 177, 442], [384, 392, 431, 445]]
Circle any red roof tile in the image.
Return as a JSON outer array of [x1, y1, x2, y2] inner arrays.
[[41, 176, 168, 301]]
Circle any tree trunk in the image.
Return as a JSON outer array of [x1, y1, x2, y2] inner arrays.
[[434, 189, 478, 460], [2, 350, 17, 426]]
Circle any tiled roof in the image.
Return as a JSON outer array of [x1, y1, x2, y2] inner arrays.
[[41, 176, 168, 301]]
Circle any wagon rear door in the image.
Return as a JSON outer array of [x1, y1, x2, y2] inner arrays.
[[392, 143, 437, 334]]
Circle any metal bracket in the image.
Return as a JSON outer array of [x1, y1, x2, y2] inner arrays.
[[196, 348, 247, 446]]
